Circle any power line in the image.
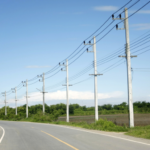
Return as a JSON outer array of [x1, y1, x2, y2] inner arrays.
[[1, 1, 149, 99], [86, 0, 133, 41], [45, 31, 150, 89], [21, 1, 137, 79]]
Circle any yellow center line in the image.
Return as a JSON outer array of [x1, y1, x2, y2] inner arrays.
[[41, 130, 79, 150]]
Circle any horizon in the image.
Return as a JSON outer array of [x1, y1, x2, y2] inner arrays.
[[0, 0, 150, 108]]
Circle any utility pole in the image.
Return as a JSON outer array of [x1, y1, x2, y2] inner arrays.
[[37, 73, 48, 114], [4, 91, 7, 115], [43, 73, 45, 113], [84, 37, 103, 121], [1, 91, 7, 115], [26, 79, 28, 118], [59, 59, 72, 122], [23, 80, 29, 118], [112, 8, 137, 127], [4, 92, 7, 115], [11, 87, 17, 115]]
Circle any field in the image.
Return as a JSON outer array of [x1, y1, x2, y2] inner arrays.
[[58, 113, 150, 126]]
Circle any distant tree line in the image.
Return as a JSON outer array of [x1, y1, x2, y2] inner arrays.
[[0, 101, 150, 120]]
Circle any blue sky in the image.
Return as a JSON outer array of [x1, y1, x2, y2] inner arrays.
[[0, 0, 150, 108]]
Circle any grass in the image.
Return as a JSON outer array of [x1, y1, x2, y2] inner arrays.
[[125, 125, 150, 139], [52, 119, 128, 132], [0, 111, 59, 123], [61, 110, 150, 117]]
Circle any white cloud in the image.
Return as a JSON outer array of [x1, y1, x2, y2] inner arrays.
[[93, 6, 118, 11], [17, 90, 123, 102], [26, 65, 51, 68], [129, 10, 150, 14], [0, 91, 123, 107], [131, 24, 150, 30], [138, 10, 150, 14]]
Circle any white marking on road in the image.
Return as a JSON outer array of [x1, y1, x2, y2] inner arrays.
[[0, 126, 5, 143]]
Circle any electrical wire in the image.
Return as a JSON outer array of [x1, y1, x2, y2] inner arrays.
[[1, 0, 138, 93], [3, 45, 150, 105], [28, 81, 39, 85], [2, 1, 149, 99], [45, 30, 150, 90], [23, 0, 136, 78]]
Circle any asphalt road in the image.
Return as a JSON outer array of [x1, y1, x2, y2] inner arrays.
[[0, 121, 150, 150]]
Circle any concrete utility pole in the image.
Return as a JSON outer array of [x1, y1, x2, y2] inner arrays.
[[26, 79, 28, 118], [66, 60, 69, 122], [23, 80, 29, 118], [1, 91, 7, 115], [59, 59, 72, 122], [43, 73, 45, 113], [37, 73, 48, 114], [4, 91, 7, 116], [11, 87, 17, 115], [84, 37, 103, 121], [112, 8, 137, 127]]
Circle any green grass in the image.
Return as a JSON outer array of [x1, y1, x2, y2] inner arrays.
[[52, 119, 128, 132], [0, 111, 59, 123], [60, 109, 150, 117], [125, 125, 150, 139]]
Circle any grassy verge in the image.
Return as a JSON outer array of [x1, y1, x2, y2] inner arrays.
[[51, 119, 128, 132], [60, 110, 150, 117], [125, 126, 150, 139]]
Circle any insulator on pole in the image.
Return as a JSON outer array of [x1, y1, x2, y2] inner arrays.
[[116, 24, 118, 29], [87, 48, 88, 52], [83, 41, 85, 44], [119, 14, 121, 19], [89, 41, 91, 44], [112, 14, 114, 19]]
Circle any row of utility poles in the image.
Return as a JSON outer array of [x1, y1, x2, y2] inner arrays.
[[1, 8, 135, 127]]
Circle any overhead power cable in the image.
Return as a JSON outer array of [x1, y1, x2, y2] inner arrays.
[[1, 0, 146, 97], [95, 1, 149, 45], [45, 30, 150, 89], [68, 0, 140, 66], [27, 1, 135, 78], [85, 0, 133, 41], [3, 44, 150, 104]]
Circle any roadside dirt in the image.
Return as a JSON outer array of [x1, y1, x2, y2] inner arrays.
[[58, 114, 150, 126]]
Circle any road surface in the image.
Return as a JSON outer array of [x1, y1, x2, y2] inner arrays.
[[0, 120, 150, 150]]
